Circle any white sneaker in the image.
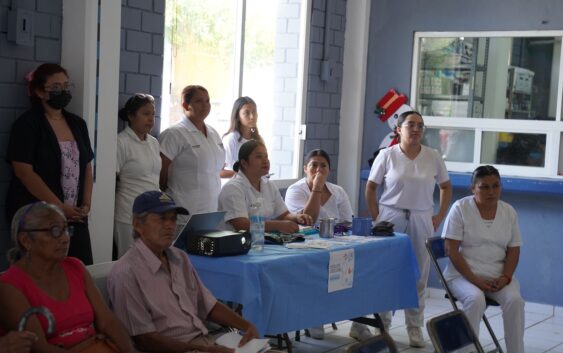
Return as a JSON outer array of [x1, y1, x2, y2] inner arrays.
[[349, 322, 373, 341], [407, 326, 425, 348], [308, 325, 324, 340]]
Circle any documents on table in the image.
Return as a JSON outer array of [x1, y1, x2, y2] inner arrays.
[[215, 332, 270, 353], [328, 248, 354, 293]]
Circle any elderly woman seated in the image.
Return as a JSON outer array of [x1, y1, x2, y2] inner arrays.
[[0, 202, 133, 352], [442, 165, 525, 353]]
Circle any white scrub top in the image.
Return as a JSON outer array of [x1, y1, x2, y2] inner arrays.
[[222, 131, 248, 171], [368, 144, 449, 211], [159, 116, 225, 214], [285, 177, 353, 222], [115, 126, 161, 223], [442, 196, 522, 281], [218, 171, 288, 230]]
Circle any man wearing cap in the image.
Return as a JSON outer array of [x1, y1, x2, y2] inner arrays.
[[108, 190, 260, 353]]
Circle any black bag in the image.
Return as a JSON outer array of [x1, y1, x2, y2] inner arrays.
[[371, 221, 395, 236]]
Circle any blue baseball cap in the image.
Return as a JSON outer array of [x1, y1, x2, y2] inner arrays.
[[132, 191, 189, 215]]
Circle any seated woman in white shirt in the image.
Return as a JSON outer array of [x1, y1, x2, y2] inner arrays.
[[285, 149, 353, 224], [220, 96, 264, 178], [285, 149, 369, 341], [442, 165, 525, 353], [218, 140, 312, 233]]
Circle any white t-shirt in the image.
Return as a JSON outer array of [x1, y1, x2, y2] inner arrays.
[[159, 116, 225, 214], [442, 196, 522, 281], [218, 171, 288, 230], [115, 126, 161, 223], [367, 144, 449, 211], [285, 177, 353, 223], [222, 131, 248, 171]]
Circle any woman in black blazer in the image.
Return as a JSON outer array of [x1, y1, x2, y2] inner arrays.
[[5, 63, 94, 264]]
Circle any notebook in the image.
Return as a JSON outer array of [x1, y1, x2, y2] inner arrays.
[[173, 211, 226, 250]]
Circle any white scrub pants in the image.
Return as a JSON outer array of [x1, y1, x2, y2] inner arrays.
[[449, 276, 525, 353], [114, 220, 134, 258], [377, 205, 433, 328]]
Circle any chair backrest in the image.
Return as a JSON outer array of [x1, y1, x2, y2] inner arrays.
[[86, 261, 116, 306], [425, 236, 458, 309], [426, 310, 486, 353], [345, 333, 399, 353]]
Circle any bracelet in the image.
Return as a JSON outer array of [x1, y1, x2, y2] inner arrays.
[[501, 274, 512, 285]]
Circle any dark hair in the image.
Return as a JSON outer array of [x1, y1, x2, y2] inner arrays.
[[223, 96, 263, 143], [28, 63, 68, 106], [368, 147, 386, 167], [181, 85, 208, 106], [304, 149, 331, 168], [118, 93, 155, 123], [471, 165, 501, 188], [233, 140, 266, 172], [393, 110, 423, 143]]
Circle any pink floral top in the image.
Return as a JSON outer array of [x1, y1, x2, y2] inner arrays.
[[59, 141, 80, 207]]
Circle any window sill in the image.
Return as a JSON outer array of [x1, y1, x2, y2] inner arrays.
[[360, 169, 563, 195]]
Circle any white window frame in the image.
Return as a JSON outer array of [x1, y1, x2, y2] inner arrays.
[[411, 31, 563, 179], [162, 0, 312, 188]]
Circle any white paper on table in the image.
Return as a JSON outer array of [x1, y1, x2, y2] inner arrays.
[[215, 332, 271, 353], [328, 248, 354, 293]]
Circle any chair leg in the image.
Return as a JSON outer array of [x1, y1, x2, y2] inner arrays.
[[295, 330, 301, 341], [282, 333, 293, 353], [482, 315, 503, 353], [331, 322, 338, 330]]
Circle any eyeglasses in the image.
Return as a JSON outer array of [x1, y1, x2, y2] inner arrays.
[[44, 83, 74, 92], [401, 122, 426, 131], [21, 225, 74, 238]]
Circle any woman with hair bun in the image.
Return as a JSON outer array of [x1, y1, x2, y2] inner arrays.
[[6, 63, 94, 265], [114, 93, 160, 257], [218, 140, 312, 233]]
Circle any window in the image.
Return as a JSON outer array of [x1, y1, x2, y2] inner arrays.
[[412, 31, 563, 178], [162, 0, 310, 181]]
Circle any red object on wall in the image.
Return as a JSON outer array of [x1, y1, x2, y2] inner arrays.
[[375, 89, 408, 122]]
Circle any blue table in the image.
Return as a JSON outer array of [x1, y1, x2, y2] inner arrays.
[[190, 234, 419, 336]]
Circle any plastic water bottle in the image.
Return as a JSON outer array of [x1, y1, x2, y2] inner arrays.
[[249, 199, 265, 251]]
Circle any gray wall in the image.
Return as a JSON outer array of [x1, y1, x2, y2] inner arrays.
[[119, 0, 165, 133], [362, 0, 563, 306], [0, 0, 63, 268], [303, 0, 346, 183]]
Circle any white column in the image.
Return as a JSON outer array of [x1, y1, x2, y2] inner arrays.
[[337, 0, 370, 214], [62, 0, 121, 263]]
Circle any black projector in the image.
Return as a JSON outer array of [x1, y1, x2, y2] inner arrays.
[[185, 230, 252, 257]]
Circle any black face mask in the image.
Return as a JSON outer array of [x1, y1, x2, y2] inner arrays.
[[46, 90, 72, 110]]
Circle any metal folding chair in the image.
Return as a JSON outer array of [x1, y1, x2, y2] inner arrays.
[[345, 332, 399, 353], [427, 309, 486, 353], [425, 236, 503, 353]]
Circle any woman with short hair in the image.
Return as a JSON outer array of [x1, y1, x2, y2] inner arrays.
[[0, 202, 133, 352]]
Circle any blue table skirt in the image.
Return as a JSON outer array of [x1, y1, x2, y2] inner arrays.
[[190, 233, 420, 336]]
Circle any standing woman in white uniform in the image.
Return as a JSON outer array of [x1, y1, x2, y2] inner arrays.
[[220, 96, 263, 178], [443, 165, 524, 353], [365, 110, 452, 348], [114, 93, 160, 257], [219, 140, 312, 232], [159, 85, 225, 214]]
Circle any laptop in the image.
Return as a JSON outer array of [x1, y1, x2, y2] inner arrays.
[[173, 211, 226, 250]]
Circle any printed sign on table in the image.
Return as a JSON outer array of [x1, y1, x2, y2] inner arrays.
[[328, 248, 354, 293]]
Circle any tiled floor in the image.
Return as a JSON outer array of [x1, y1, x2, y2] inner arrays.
[[271, 289, 563, 352]]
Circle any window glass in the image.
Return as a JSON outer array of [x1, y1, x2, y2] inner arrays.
[[422, 128, 475, 163], [163, 0, 306, 180], [416, 36, 560, 121], [481, 132, 546, 167]]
